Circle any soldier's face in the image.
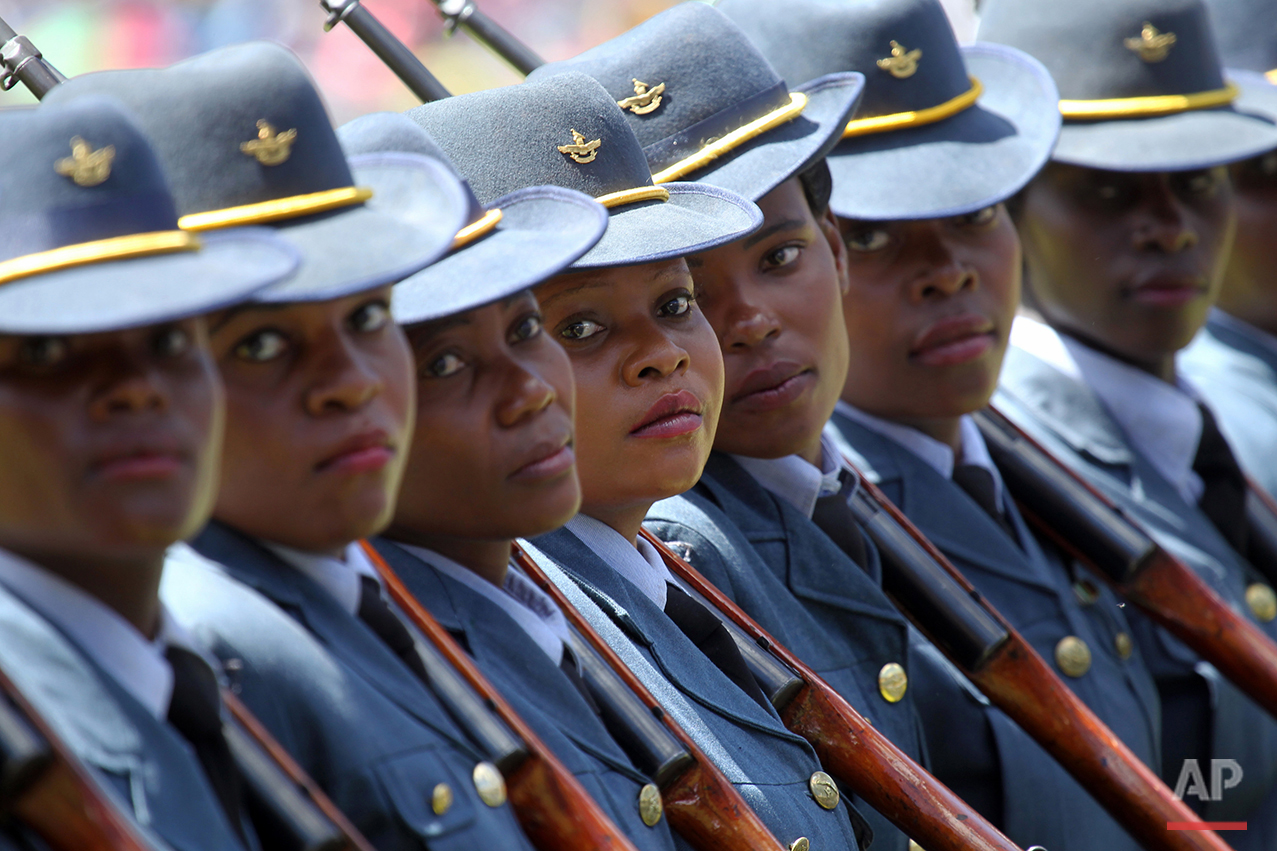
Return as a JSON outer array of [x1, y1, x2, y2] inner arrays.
[[209, 286, 415, 555], [1217, 152, 1277, 331], [0, 319, 222, 564], [837, 205, 1021, 420], [536, 258, 724, 519], [1017, 162, 1235, 373], [687, 178, 851, 463], [391, 291, 580, 544]]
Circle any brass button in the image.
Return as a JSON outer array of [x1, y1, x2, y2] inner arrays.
[[1073, 579, 1100, 606], [809, 771, 840, 810], [431, 783, 453, 815], [472, 762, 507, 807], [638, 783, 663, 826], [1114, 631, 1133, 660], [790, 838, 810, 851], [1247, 583, 1277, 622], [878, 662, 908, 703], [1055, 636, 1092, 677], [909, 842, 926, 851]]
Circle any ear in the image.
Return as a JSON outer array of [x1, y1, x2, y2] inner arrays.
[[818, 207, 851, 296]]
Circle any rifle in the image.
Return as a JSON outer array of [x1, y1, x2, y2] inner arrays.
[[635, 529, 1027, 851], [319, 0, 451, 102], [0, 16, 64, 100], [428, 0, 544, 76], [0, 663, 161, 851], [510, 544, 789, 851], [1243, 477, 1277, 591], [358, 541, 640, 851], [974, 404, 1277, 723], [837, 456, 1233, 851]]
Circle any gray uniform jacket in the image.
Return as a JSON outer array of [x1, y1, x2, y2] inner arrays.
[[524, 526, 869, 851], [369, 537, 688, 851], [645, 452, 926, 851], [0, 580, 252, 851], [1180, 312, 1277, 499], [997, 345, 1277, 846], [161, 522, 536, 851], [827, 413, 1162, 850]]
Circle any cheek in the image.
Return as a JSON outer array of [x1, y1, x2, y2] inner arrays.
[[0, 396, 76, 519], [375, 332, 418, 440]]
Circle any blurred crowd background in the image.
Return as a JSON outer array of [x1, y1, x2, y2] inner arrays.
[[0, 0, 976, 123]]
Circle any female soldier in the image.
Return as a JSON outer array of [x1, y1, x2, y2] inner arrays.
[[0, 97, 297, 850], [979, 0, 1277, 842]]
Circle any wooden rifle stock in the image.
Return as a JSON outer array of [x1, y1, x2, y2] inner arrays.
[[511, 545, 788, 851], [0, 663, 160, 851], [844, 461, 1234, 851], [359, 541, 640, 851], [638, 529, 1026, 851], [976, 405, 1277, 724]]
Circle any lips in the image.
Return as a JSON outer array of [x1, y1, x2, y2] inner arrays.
[[316, 430, 395, 475], [1126, 275, 1208, 308], [910, 314, 996, 368], [91, 436, 187, 482], [630, 389, 704, 439], [509, 437, 576, 483], [729, 360, 815, 414]]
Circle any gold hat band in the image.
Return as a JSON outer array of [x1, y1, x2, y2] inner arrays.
[[452, 208, 504, 251], [843, 77, 984, 139], [651, 92, 808, 184], [178, 185, 373, 232], [1267, 68, 1277, 84], [0, 230, 201, 286], [596, 186, 671, 208], [1059, 82, 1238, 120]]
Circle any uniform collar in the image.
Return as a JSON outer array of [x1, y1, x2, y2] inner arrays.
[[1204, 307, 1277, 360], [565, 514, 674, 610], [832, 401, 1004, 506], [1011, 314, 1204, 504], [0, 545, 182, 719], [398, 543, 570, 667], [730, 431, 844, 519], [263, 540, 379, 617]]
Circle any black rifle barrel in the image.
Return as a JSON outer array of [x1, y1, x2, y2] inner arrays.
[[321, 1, 451, 102], [0, 16, 66, 100], [432, 0, 544, 76]]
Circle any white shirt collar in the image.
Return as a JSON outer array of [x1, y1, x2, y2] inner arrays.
[[1203, 307, 1277, 360], [398, 544, 569, 666], [1011, 315, 1204, 504], [264, 540, 379, 616], [831, 401, 1004, 506], [731, 431, 845, 519], [0, 546, 183, 719], [566, 514, 674, 609]]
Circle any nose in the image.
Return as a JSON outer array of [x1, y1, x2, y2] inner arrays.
[[496, 359, 556, 428], [910, 224, 976, 302], [717, 279, 782, 351], [1133, 177, 1198, 253], [303, 332, 383, 416], [622, 320, 691, 386], [89, 348, 169, 421]]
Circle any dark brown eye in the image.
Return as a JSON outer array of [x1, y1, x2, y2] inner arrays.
[[18, 336, 68, 367], [234, 329, 288, 363], [510, 313, 543, 343], [350, 300, 390, 334], [153, 326, 191, 359], [845, 228, 890, 252]]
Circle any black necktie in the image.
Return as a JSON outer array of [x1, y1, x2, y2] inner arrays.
[[663, 584, 771, 711], [165, 646, 247, 843], [810, 468, 870, 571], [952, 463, 1018, 540], [358, 575, 431, 684], [1193, 404, 1250, 554]]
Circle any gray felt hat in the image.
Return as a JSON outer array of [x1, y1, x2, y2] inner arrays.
[[526, 2, 865, 203], [338, 112, 608, 325], [978, 0, 1277, 172], [1203, 0, 1277, 75], [404, 73, 762, 269], [42, 41, 469, 303], [0, 97, 298, 335], [719, 0, 1061, 221]]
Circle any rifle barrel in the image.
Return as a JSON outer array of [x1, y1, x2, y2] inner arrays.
[[0, 16, 65, 100], [433, 1, 544, 75], [321, 1, 451, 102]]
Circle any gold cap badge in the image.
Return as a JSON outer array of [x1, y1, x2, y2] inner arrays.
[[55, 137, 115, 187], [877, 40, 922, 79], [618, 78, 666, 115], [1125, 23, 1177, 63], [240, 120, 298, 166], [557, 128, 601, 164]]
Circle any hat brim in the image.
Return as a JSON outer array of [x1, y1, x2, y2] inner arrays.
[[256, 152, 470, 303], [0, 229, 299, 335], [1053, 72, 1277, 172], [828, 42, 1061, 221], [672, 72, 866, 202], [392, 185, 609, 325], [575, 182, 762, 268]]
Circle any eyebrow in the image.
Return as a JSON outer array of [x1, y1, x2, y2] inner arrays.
[[743, 217, 809, 249], [406, 314, 471, 343], [209, 302, 292, 334], [538, 279, 613, 308]]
